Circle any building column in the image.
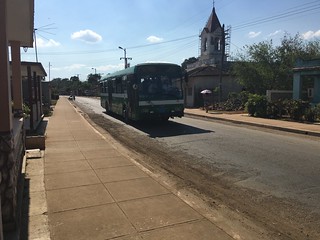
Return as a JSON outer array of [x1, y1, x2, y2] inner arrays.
[[37, 76, 43, 116], [313, 76, 320, 104], [293, 72, 302, 100], [27, 66, 34, 130], [0, 0, 12, 132], [11, 41, 23, 116], [0, 0, 16, 232]]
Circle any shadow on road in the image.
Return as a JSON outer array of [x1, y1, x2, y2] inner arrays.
[[104, 111, 213, 138], [133, 120, 213, 138]]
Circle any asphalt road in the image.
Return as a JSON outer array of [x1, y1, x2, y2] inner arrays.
[[74, 96, 320, 215]]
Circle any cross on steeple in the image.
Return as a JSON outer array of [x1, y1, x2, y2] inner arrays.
[[213, 0, 215, 8]]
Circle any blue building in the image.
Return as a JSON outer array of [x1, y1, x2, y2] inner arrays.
[[293, 58, 320, 105]]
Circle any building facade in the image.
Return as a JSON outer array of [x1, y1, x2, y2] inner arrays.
[[293, 58, 320, 105], [0, 0, 34, 232], [185, 6, 241, 107]]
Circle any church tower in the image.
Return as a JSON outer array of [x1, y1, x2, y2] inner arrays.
[[199, 6, 225, 67]]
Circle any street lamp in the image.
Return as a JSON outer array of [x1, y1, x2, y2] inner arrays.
[[118, 46, 132, 69]]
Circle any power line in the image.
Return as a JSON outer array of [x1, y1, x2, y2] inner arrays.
[[22, 34, 198, 56], [22, 1, 319, 58], [233, 2, 320, 31]]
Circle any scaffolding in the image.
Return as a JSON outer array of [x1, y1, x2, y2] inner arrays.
[[224, 25, 231, 61]]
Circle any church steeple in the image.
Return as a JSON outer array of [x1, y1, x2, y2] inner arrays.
[[199, 4, 225, 66], [204, 5, 222, 33]]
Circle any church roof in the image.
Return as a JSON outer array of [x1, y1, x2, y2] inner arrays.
[[204, 7, 221, 33]]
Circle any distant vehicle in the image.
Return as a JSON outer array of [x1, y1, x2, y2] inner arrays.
[[100, 63, 184, 121]]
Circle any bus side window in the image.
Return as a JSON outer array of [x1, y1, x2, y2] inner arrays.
[[104, 82, 108, 93], [115, 77, 125, 93], [100, 82, 104, 93], [122, 75, 127, 93], [108, 80, 114, 93]]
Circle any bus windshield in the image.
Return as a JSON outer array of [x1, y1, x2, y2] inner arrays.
[[135, 64, 183, 101], [138, 75, 182, 100]]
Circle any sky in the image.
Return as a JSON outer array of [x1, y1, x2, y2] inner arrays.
[[20, 0, 320, 81]]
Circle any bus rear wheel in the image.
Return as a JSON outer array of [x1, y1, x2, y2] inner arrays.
[[105, 102, 110, 113], [123, 107, 129, 123]]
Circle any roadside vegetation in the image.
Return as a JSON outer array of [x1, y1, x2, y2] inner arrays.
[[232, 33, 320, 94], [50, 34, 320, 122], [50, 73, 101, 97], [217, 34, 320, 122]]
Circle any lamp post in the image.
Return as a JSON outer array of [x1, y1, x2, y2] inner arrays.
[[118, 46, 132, 69]]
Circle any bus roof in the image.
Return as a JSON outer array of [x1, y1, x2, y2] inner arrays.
[[101, 62, 181, 81]]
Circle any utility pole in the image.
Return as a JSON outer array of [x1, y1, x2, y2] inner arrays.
[[49, 62, 52, 82], [218, 24, 226, 103], [118, 46, 132, 69], [34, 29, 38, 62]]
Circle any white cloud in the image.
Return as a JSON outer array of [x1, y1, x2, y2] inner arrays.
[[146, 35, 164, 43], [268, 30, 282, 37], [96, 64, 123, 73], [71, 29, 102, 43], [65, 64, 87, 70], [52, 64, 86, 72], [248, 31, 262, 38], [302, 30, 320, 40], [36, 38, 61, 48]]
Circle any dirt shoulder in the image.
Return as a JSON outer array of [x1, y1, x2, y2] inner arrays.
[[75, 102, 319, 240]]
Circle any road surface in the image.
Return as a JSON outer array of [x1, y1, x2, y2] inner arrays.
[[73, 96, 320, 239]]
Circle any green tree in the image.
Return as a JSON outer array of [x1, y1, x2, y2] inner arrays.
[[87, 73, 101, 85], [181, 57, 198, 70], [232, 34, 320, 94]]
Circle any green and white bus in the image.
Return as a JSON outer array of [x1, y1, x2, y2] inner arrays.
[[100, 63, 184, 121]]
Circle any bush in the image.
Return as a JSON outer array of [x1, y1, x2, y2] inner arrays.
[[244, 96, 319, 122], [305, 104, 320, 122], [267, 100, 281, 119], [221, 91, 249, 111], [304, 107, 317, 122], [245, 94, 268, 117], [283, 99, 309, 121], [315, 104, 320, 119], [23, 103, 31, 118]]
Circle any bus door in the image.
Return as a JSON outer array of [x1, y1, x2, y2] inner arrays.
[[128, 75, 138, 118], [107, 80, 113, 111]]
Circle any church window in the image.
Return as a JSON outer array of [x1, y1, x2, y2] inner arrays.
[[215, 38, 221, 51], [203, 38, 208, 51]]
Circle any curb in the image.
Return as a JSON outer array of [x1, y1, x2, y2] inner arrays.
[[185, 113, 320, 138]]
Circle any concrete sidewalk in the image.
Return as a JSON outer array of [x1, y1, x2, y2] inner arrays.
[[38, 97, 234, 240], [185, 108, 320, 137]]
